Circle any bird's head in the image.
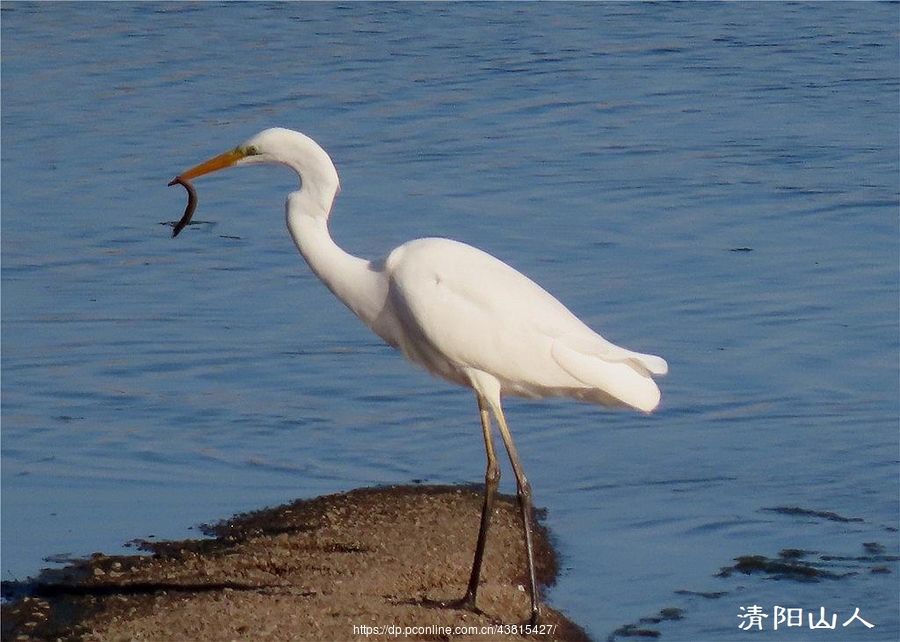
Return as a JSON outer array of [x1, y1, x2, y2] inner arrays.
[[172, 128, 340, 200]]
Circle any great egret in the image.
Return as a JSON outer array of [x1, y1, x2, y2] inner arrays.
[[170, 128, 667, 624]]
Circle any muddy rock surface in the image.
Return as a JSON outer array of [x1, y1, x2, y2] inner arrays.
[[3, 485, 590, 641]]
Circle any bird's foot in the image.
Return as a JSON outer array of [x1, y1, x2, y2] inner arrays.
[[414, 593, 484, 617], [419, 591, 540, 626], [451, 591, 484, 615]]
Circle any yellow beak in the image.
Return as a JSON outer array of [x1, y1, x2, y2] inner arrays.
[[172, 147, 246, 183]]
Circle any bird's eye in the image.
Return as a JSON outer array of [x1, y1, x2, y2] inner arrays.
[[242, 144, 260, 156]]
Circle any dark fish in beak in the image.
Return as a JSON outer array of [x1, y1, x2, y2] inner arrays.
[[168, 176, 197, 237]]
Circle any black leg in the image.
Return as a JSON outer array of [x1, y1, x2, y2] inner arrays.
[[461, 394, 499, 611], [494, 402, 541, 625]]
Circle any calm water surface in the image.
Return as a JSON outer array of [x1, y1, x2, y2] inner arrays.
[[2, 3, 898, 640]]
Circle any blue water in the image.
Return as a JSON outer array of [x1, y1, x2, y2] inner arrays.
[[2, 3, 897, 640]]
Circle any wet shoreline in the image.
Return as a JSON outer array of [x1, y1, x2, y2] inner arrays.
[[2, 485, 590, 641]]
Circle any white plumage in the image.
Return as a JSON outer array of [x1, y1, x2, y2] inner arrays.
[[173, 127, 667, 624]]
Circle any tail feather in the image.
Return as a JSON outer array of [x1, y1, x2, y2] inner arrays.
[[551, 341, 663, 412], [628, 352, 668, 377]]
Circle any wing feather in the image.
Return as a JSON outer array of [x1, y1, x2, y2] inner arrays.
[[385, 237, 666, 409]]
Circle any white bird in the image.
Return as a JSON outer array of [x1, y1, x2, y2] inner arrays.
[[170, 127, 667, 624]]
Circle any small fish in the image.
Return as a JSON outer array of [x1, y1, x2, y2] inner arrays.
[[168, 176, 197, 237]]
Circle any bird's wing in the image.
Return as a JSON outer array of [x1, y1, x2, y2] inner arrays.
[[384, 238, 665, 410], [385, 238, 541, 386]]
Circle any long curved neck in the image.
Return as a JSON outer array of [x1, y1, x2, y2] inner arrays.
[[285, 189, 389, 338]]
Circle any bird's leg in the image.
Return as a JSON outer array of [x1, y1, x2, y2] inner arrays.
[[494, 404, 541, 625], [460, 393, 500, 613]]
